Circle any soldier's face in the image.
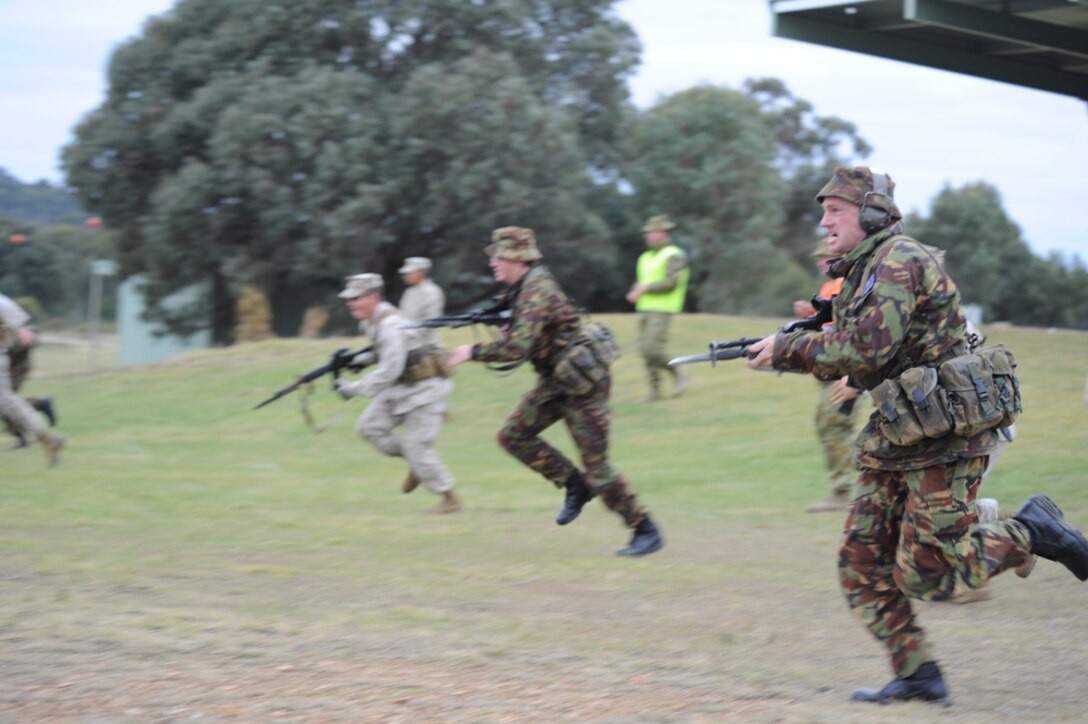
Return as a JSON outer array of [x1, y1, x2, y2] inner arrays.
[[346, 292, 380, 320], [644, 230, 668, 247], [489, 256, 528, 286], [820, 198, 866, 256], [401, 270, 425, 286]]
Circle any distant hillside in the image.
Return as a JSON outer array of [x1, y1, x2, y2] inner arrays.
[[0, 168, 85, 225]]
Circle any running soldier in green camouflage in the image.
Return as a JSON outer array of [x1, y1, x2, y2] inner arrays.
[[449, 227, 663, 557], [747, 167, 1088, 706]]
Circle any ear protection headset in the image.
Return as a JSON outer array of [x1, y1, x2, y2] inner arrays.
[[858, 169, 892, 233]]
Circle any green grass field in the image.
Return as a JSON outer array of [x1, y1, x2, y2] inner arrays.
[[3, 315, 1087, 721]]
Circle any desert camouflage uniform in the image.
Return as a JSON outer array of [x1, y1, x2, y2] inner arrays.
[[341, 301, 455, 495], [772, 224, 1034, 678], [473, 264, 646, 527], [0, 297, 46, 439], [399, 277, 445, 347]]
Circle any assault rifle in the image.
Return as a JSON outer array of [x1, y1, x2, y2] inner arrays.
[[406, 297, 512, 329], [253, 346, 373, 410], [668, 296, 833, 368]]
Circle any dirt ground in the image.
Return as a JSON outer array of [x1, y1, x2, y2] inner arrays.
[[3, 516, 1086, 723]]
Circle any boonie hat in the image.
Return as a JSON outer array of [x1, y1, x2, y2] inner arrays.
[[338, 273, 384, 299], [642, 215, 675, 233], [485, 226, 543, 262], [398, 257, 432, 274]]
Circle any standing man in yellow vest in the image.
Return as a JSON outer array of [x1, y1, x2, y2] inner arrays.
[[626, 215, 690, 402]]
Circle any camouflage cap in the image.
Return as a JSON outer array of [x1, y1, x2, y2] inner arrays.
[[642, 214, 675, 233], [485, 226, 543, 262], [397, 256, 432, 274], [338, 272, 384, 299], [815, 166, 902, 221]]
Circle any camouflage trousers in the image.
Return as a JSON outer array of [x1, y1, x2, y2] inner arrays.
[[0, 352, 43, 437], [839, 456, 1034, 677], [497, 375, 646, 527], [638, 312, 677, 390], [814, 379, 856, 495]]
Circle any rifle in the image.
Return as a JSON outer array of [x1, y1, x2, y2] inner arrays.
[[253, 346, 373, 410], [668, 296, 834, 368], [405, 298, 512, 329]]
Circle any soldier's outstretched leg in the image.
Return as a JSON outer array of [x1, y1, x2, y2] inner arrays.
[[1013, 496, 1088, 581]]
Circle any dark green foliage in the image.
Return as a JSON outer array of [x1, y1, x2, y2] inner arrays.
[[0, 169, 85, 226], [63, 0, 638, 341]]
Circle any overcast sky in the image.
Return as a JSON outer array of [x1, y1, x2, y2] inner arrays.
[[1, 0, 1086, 260]]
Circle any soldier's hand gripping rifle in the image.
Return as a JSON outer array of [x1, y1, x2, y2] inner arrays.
[[667, 296, 834, 368], [253, 346, 374, 410], [405, 297, 512, 329]]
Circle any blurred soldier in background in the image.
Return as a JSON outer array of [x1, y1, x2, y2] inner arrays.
[[626, 215, 690, 402], [449, 227, 664, 557], [0, 293, 62, 465], [397, 257, 445, 347], [334, 273, 461, 514], [794, 240, 859, 513]]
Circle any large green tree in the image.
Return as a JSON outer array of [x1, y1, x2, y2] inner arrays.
[[63, 0, 640, 340]]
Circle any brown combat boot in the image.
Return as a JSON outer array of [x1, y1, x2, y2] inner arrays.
[[429, 490, 462, 514], [402, 471, 421, 494], [806, 489, 850, 513], [40, 433, 64, 467]]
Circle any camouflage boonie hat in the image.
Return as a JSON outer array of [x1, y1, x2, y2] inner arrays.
[[811, 238, 835, 257], [338, 272, 384, 299], [642, 214, 675, 232], [485, 226, 543, 262], [816, 166, 902, 221], [397, 256, 432, 274]]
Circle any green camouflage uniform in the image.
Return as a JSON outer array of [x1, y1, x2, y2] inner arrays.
[[772, 223, 1034, 678], [473, 264, 647, 527], [814, 378, 856, 495]]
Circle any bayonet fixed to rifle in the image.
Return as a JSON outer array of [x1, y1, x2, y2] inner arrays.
[[668, 296, 834, 368], [405, 297, 512, 329], [253, 346, 373, 410]]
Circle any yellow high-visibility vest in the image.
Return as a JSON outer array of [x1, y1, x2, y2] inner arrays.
[[636, 245, 689, 313]]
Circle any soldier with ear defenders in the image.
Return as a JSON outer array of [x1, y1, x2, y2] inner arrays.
[[746, 166, 1088, 707]]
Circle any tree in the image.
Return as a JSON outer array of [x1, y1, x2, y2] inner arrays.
[[625, 85, 788, 313], [743, 78, 871, 265], [63, 0, 639, 340]]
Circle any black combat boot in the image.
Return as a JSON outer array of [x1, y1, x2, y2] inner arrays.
[[616, 516, 663, 557], [1013, 495, 1088, 581], [556, 470, 595, 526], [851, 661, 950, 705]]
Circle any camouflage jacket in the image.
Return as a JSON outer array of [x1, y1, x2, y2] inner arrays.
[[399, 278, 445, 347], [472, 265, 580, 377], [772, 225, 998, 470]]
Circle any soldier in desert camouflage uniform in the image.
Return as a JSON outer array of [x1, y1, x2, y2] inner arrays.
[[334, 273, 461, 514], [747, 167, 1088, 705], [448, 227, 663, 557], [397, 257, 445, 348], [0, 294, 63, 465]]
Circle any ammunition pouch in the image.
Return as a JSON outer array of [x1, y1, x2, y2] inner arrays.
[[870, 344, 1022, 446], [553, 320, 620, 396], [398, 346, 453, 384]]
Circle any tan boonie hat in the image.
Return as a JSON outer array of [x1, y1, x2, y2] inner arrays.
[[485, 226, 543, 262], [398, 257, 432, 274], [338, 273, 384, 299], [642, 215, 675, 233]]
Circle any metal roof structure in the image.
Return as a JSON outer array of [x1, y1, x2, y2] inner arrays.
[[769, 0, 1088, 100]]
